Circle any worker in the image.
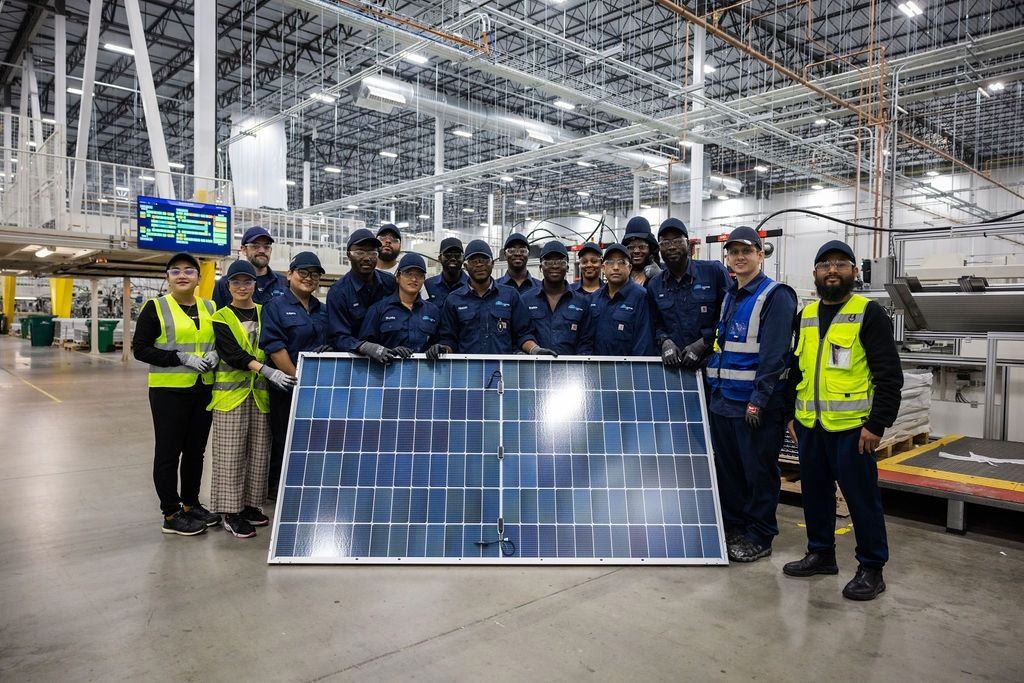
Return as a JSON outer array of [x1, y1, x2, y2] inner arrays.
[[705, 226, 797, 563], [327, 228, 396, 352], [208, 260, 296, 538], [376, 223, 402, 274], [520, 241, 596, 355], [259, 251, 329, 500], [588, 243, 656, 356], [132, 252, 221, 536], [360, 253, 441, 362], [570, 242, 603, 294], [212, 226, 288, 309], [622, 216, 661, 287], [429, 239, 553, 357], [496, 232, 541, 292], [424, 237, 468, 307], [648, 217, 731, 368], [783, 240, 903, 601]]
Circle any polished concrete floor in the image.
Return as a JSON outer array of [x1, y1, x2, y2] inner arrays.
[[1, 335, 1022, 682]]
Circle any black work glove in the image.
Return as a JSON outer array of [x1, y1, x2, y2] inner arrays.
[[660, 339, 682, 367], [425, 344, 451, 360], [359, 341, 400, 365], [311, 344, 333, 353], [681, 338, 709, 367], [745, 403, 763, 429], [392, 346, 414, 359], [528, 345, 557, 357]]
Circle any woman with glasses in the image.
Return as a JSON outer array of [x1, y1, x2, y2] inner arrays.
[[358, 253, 441, 363], [207, 260, 297, 538], [132, 252, 221, 536], [588, 244, 656, 356], [259, 251, 328, 500]]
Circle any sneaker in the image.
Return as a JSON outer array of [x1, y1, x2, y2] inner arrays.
[[183, 503, 221, 527], [240, 506, 270, 527], [725, 529, 745, 546], [783, 550, 840, 577], [162, 510, 207, 536], [842, 565, 886, 601], [728, 538, 772, 563], [222, 514, 257, 538]]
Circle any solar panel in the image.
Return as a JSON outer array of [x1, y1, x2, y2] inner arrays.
[[268, 354, 727, 565]]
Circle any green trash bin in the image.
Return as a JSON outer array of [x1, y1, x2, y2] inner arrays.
[[83, 320, 120, 352], [19, 316, 31, 338], [26, 315, 56, 347]]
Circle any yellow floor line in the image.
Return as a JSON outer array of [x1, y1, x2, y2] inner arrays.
[[1, 367, 63, 403]]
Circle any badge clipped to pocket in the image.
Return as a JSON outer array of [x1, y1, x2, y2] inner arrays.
[[829, 345, 852, 369], [497, 319, 508, 331]]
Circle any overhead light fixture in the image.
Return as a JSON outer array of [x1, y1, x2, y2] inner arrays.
[[418, 214, 430, 219], [814, 118, 828, 126], [139, 174, 155, 181], [365, 83, 407, 105], [897, 1, 924, 18], [640, 204, 652, 210], [514, 199, 528, 206], [285, 180, 296, 186], [679, 139, 694, 148], [988, 81, 1005, 92], [97, 198, 108, 203], [526, 129, 554, 144], [717, 195, 730, 201], [395, 221, 410, 229], [324, 166, 342, 173], [811, 184, 824, 190], [500, 175, 514, 182], [114, 185, 130, 192], [167, 161, 185, 169], [754, 165, 768, 173], [346, 204, 359, 210], [35, 247, 54, 258], [41, 117, 56, 124], [103, 43, 135, 56], [653, 179, 668, 186], [27, 141, 37, 148], [576, 160, 594, 168], [379, 150, 398, 158], [553, 100, 575, 111], [702, 64, 716, 74], [309, 91, 336, 104], [578, 210, 589, 217], [445, 187, 454, 193], [462, 208, 475, 213], [577, 191, 590, 197], [925, 170, 939, 177], [403, 53, 429, 65], [452, 129, 473, 139], [67, 87, 83, 95]]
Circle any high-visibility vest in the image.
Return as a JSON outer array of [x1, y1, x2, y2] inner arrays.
[[207, 305, 269, 413], [148, 295, 216, 388], [794, 295, 872, 431], [706, 276, 790, 402]]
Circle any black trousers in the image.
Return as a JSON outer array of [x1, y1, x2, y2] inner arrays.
[[149, 387, 213, 516], [267, 386, 293, 495]]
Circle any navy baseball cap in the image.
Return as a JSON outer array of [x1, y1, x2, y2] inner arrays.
[[503, 232, 529, 249], [347, 228, 381, 249], [815, 240, 856, 264], [225, 260, 258, 280], [240, 226, 274, 245], [464, 240, 493, 260], [724, 226, 763, 250], [603, 243, 629, 261], [377, 223, 401, 240], [578, 242, 603, 257], [166, 252, 200, 270], [540, 241, 569, 259], [658, 217, 689, 238], [396, 252, 427, 273], [289, 251, 325, 273], [439, 237, 464, 254]]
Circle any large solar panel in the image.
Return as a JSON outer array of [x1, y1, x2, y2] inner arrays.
[[268, 354, 727, 565]]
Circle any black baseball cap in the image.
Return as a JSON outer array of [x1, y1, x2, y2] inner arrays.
[[724, 226, 763, 250], [503, 232, 529, 249], [289, 251, 325, 273], [603, 243, 629, 261], [815, 240, 857, 264], [658, 217, 689, 239], [377, 223, 401, 240], [464, 240, 493, 260], [439, 237, 464, 254], [225, 260, 258, 280], [241, 226, 274, 245], [396, 252, 427, 273], [578, 242, 603, 257], [347, 228, 381, 250], [166, 252, 200, 270], [540, 241, 569, 259]]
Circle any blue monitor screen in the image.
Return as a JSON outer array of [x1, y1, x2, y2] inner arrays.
[[137, 195, 231, 256]]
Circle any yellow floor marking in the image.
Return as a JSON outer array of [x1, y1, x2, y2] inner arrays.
[[1, 368, 63, 403], [878, 434, 1024, 493]]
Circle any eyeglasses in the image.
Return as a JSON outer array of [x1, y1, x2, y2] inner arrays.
[[465, 255, 492, 265], [658, 237, 687, 248], [349, 248, 377, 258], [167, 267, 198, 277], [814, 260, 855, 273], [294, 268, 322, 281], [228, 278, 255, 288], [726, 246, 758, 257], [505, 247, 529, 256], [398, 270, 425, 280], [243, 243, 272, 252], [627, 243, 649, 252], [541, 258, 568, 267], [378, 235, 400, 244], [604, 259, 629, 268]]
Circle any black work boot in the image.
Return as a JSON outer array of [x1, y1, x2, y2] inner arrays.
[[842, 565, 886, 601], [783, 549, 839, 577]]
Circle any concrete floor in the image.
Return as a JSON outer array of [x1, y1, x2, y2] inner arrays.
[[1, 336, 1022, 682]]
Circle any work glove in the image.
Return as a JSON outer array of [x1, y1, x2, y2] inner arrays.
[[359, 342, 400, 365], [259, 364, 297, 391], [202, 350, 219, 369], [745, 403, 763, 430], [528, 345, 557, 357], [425, 344, 451, 360], [177, 351, 212, 373], [681, 338, 709, 367], [312, 344, 333, 353], [392, 346, 414, 359], [660, 339, 682, 367]]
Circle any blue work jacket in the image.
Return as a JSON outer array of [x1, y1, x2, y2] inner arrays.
[[326, 270, 396, 351], [438, 281, 536, 353], [648, 258, 731, 348], [424, 272, 469, 308], [589, 280, 656, 357], [361, 294, 441, 353], [259, 288, 328, 368], [520, 285, 595, 355], [496, 272, 541, 293]]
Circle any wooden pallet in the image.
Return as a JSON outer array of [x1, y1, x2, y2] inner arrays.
[[875, 429, 930, 461], [779, 465, 850, 517]]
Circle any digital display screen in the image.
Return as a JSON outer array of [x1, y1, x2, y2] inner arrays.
[[137, 195, 231, 256]]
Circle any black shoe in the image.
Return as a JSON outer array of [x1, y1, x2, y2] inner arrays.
[[842, 566, 886, 601], [240, 506, 270, 527], [725, 529, 745, 546], [162, 510, 207, 536], [183, 503, 221, 527], [222, 514, 257, 538], [728, 539, 772, 563], [783, 550, 840, 577]]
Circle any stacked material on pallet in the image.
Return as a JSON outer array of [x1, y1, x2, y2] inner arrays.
[[885, 369, 932, 443]]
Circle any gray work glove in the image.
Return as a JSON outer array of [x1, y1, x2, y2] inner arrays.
[[259, 364, 297, 391], [202, 350, 219, 369], [528, 345, 557, 357], [177, 351, 212, 373], [426, 344, 451, 360], [660, 339, 682, 367], [392, 346, 414, 359], [681, 338, 709, 367], [359, 341, 400, 365]]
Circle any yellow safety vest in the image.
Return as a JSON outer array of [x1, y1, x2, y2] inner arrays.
[[794, 295, 872, 431], [148, 295, 217, 388], [207, 305, 269, 413]]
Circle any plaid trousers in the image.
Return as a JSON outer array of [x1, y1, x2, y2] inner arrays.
[[210, 395, 271, 514]]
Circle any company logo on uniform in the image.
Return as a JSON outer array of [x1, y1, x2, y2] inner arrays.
[[457, 305, 469, 311], [618, 304, 634, 312], [568, 304, 583, 312], [284, 311, 297, 316], [495, 300, 511, 308], [422, 315, 436, 323], [384, 315, 397, 321], [527, 304, 540, 311]]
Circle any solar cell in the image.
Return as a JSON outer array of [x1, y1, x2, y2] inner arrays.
[[269, 354, 727, 564]]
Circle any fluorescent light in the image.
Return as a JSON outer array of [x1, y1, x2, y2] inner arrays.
[[324, 166, 342, 173], [27, 141, 37, 147], [403, 53, 429, 65], [285, 180, 296, 186], [988, 82, 1005, 92], [462, 208, 475, 213], [578, 211, 589, 217], [97, 198, 108, 203], [702, 64, 716, 74], [898, 1, 923, 18], [640, 204, 652, 210], [41, 117, 55, 124], [576, 160, 594, 168], [577, 191, 590, 197], [553, 99, 575, 111], [104, 43, 134, 56], [754, 165, 768, 173], [500, 175, 514, 182], [365, 84, 407, 105], [309, 91, 336, 104], [114, 186, 130, 192], [653, 179, 668, 186], [35, 248, 54, 258], [139, 174, 155, 181], [526, 129, 554, 144], [717, 195, 730, 201], [445, 187, 454, 193], [418, 214, 430, 219], [452, 129, 473, 139], [379, 150, 398, 158], [395, 222, 410, 229], [67, 87, 83, 95], [679, 139, 694, 148], [479, 222, 489, 228], [814, 118, 828, 126], [882, 149, 891, 156], [514, 199, 528, 206], [346, 204, 359, 210], [925, 170, 939, 177], [167, 161, 185, 169], [811, 184, 824, 190]]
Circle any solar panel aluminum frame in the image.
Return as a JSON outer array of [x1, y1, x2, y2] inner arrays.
[[268, 353, 728, 565]]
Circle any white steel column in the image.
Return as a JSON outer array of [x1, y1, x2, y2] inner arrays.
[[302, 161, 311, 208], [54, 8, 67, 128], [70, 0, 102, 214], [689, 26, 706, 235], [121, 276, 131, 362], [632, 172, 641, 214], [433, 116, 444, 241], [193, 0, 216, 198], [25, 54, 44, 145], [124, 0, 174, 199], [90, 278, 99, 355], [2, 102, 11, 186], [487, 192, 495, 243]]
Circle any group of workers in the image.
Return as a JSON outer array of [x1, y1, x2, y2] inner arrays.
[[134, 215, 901, 602]]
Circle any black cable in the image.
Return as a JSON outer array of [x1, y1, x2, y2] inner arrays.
[[755, 207, 1024, 235], [475, 535, 516, 557], [980, 207, 1024, 224]]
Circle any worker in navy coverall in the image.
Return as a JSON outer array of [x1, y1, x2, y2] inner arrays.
[[360, 253, 441, 362], [519, 241, 596, 355], [212, 226, 288, 309], [424, 237, 469, 308], [326, 228, 396, 352], [588, 243, 656, 356], [495, 232, 541, 293]]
